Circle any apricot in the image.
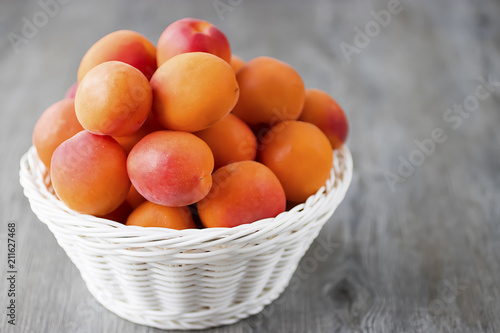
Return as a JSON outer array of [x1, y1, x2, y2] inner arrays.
[[75, 61, 152, 137], [64, 82, 78, 99], [126, 202, 195, 230], [77, 30, 157, 81], [232, 56, 305, 126], [198, 161, 286, 228], [194, 114, 257, 169], [156, 18, 231, 66], [125, 185, 146, 210], [258, 121, 333, 203], [127, 131, 214, 207], [230, 54, 244, 73], [100, 201, 133, 224], [113, 114, 164, 154], [299, 89, 349, 149], [51, 131, 130, 215], [32, 99, 84, 169], [151, 52, 239, 132]]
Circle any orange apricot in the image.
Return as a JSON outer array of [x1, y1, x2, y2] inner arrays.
[[127, 131, 214, 207], [77, 30, 157, 81], [150, 52, 239, 132], [126, 202, 195, 230], [230, 54, 244, 73], [194, 114, 257, 169], [258, 121, 333, 203], [50, 131, 131, 215], [125, 185, 146, 210], [198, 161, 286, 228], [232, 56, 305, 126], [113, 114, 164, 154], [100, 201, 133, 224], [75, 61, 152, 137], [299, 89, 349, 149], [32, 99, 84, 169]]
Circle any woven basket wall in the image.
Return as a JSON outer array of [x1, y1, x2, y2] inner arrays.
[[19, 146, 353, 330]]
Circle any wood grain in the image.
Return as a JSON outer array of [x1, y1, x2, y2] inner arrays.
[[1, 0, 500, 332]]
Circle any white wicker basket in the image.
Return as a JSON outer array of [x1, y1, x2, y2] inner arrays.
[[19, 145, 352, 330]]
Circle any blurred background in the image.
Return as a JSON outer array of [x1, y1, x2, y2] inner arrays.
[[1, 0, 499, 332]]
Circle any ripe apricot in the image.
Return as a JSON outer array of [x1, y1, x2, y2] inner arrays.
[[299, 89, 349, 149], [126, 202, 196, 230], [150, 52, 239, 132], [127, 131, 214, 207], [113, 114, 164, 154], [259, 121, 333, 203], [51, 131, 130, 215], [198, 161, 286, 228], [32, 99, 84, 169], [230, 54, 244, 73], [77, 30, 157, 81], [75, 61, 152, 137], [232, 56, 305, 126], [125, 185, 146, 210], [100, 201, 133, 224], [157, 18, 231, 66], [194, 114, 257, 169], [64, 82, 78, 99]]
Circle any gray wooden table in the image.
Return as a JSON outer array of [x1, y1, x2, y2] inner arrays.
[[1, 0, 500, 332]]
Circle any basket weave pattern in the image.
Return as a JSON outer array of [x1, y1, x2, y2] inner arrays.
[[19, 146, 353, 330]]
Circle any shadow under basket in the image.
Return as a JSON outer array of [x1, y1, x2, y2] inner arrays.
[[19, 146, 353, 330]]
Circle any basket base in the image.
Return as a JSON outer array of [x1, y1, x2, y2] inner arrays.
[[85, 271, 293, 330]]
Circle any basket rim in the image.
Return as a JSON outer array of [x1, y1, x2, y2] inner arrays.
[[19, 145, 353, 242]]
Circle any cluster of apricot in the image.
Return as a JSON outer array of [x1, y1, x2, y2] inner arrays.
[[32, 18, 349, 230]]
